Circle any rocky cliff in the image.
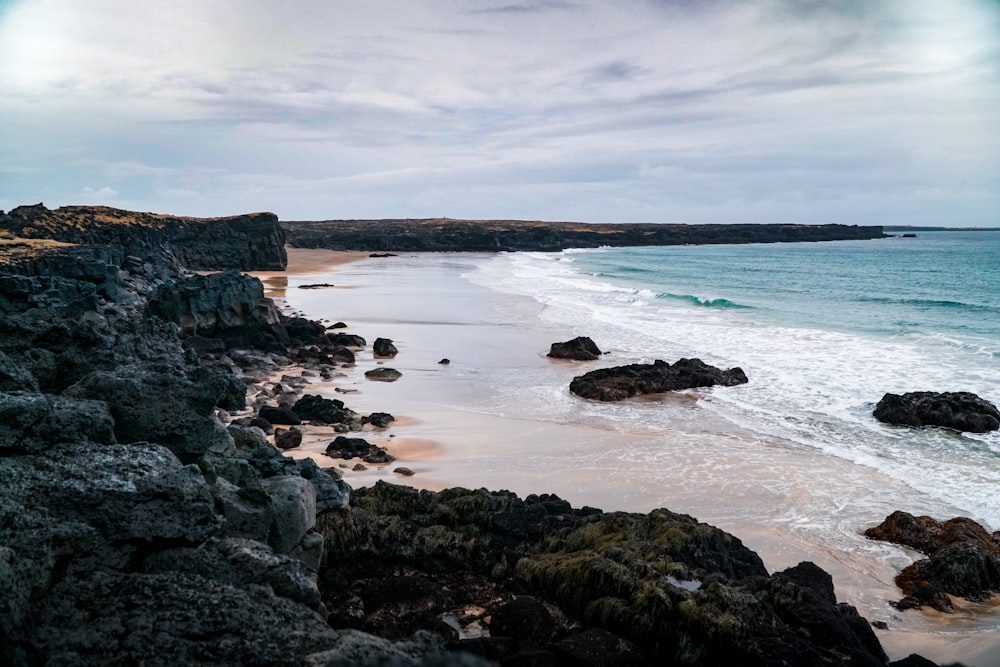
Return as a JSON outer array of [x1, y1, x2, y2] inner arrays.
[[1, 203, 287, 270], [282, 218, 884, 252]]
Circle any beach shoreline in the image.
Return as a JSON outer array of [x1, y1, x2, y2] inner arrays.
[[269, 246, 1000, 667]]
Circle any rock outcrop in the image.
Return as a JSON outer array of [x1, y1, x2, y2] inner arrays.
[[548, 336, 602, 361], [0, 204, 362, 666], [317, 482, 889, 666], [873, 391, 1000, 433], [864, 511, 1000, 612], [570, 358, 748, 401], [2, 203, 286, 270]]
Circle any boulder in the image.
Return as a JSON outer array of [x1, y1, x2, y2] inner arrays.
[[282, 316, 328, 345], [489, 596, 554, 641], [362, 412, 396, 428], [328, 333, 367, 348], [365, 368, 402, 382], [547, 336, 602, 361], [569, 358, 748, 401], [331, 346, 356, 365], [325, 436, 395, 464], [274, 428, 303, 450], [293, 394, 358, 425], [373, 337, 398, 357], [261, 475, 316, 555], [864, 510, 1000, 609], [259, 405, 302, 426], [873, 391, 1000, 433]]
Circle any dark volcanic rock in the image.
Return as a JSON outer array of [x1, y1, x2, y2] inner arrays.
[[552, 628, 644, 667], [365, 367, 402, 382], [292, 394, 358, 425], [274, 427, 303, 450], [63, 362, 241, 463], [281, 315, 328, 344], [548, 336, 602, 361], [0, 392, 115, 454], [317, 482, 889, 666], [329, 332, 367, 348], [259, 405, 302, 426], [864, 510, 1000, 610], [362, 412, 396, 428], [374, 337, 398, 357], [4, 203, 287, 270], [325, 436, 395, 464], [570, 358, 748, 401], [489, 596, 554, 641], [873, 391, 1000, 433], [149, 270, 287, 351], [331, 346, 356, 364]]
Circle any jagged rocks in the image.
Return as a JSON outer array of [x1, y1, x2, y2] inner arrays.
[[864, 511, 1000, 611], [873, 391, 1000, 433], [547, 336, 602, 361], [148, 270, 287, 351], [63, 363, 240, 463], [0, 392, 115, 453], [316, 483, 889, 666], [569, 358, 748, 401]]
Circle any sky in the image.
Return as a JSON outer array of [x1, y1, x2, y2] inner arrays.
[[0, 0, 998, 226]]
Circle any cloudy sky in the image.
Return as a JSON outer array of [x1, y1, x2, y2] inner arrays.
[[0, 0, 998, 225]]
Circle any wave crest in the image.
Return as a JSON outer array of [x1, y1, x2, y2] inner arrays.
[[656, 292, 751, 309]]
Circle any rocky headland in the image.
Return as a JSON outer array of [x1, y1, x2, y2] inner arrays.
[[282, 217, 885, 252], [0, 204, 945, 665]]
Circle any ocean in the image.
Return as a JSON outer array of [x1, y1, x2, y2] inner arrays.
[[466, 231, 1000, 528]]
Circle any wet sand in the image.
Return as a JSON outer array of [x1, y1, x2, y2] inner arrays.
[[266, 247, 1000, 667]]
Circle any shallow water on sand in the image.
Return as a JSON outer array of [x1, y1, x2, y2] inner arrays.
[[278, 250, 1000, 666]]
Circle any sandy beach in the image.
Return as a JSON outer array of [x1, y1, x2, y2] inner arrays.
[[262, 247, 1000, 667]]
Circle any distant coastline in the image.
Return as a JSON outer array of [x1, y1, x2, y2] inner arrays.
[[282, 218, 884, 252], [883, 226, 1000, 232]]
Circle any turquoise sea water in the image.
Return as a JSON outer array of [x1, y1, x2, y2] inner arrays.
[[467, 231, 1000, 527]]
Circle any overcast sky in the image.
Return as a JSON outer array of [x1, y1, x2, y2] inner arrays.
[[1, 1, 998, 225]]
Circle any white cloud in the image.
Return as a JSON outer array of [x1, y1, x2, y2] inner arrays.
[[80, 186, 119, 203]]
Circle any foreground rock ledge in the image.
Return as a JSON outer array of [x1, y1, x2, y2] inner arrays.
[[873, 391, 1000, 433], [569, 357, 748, 401], [317, 482, 889, 666]]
